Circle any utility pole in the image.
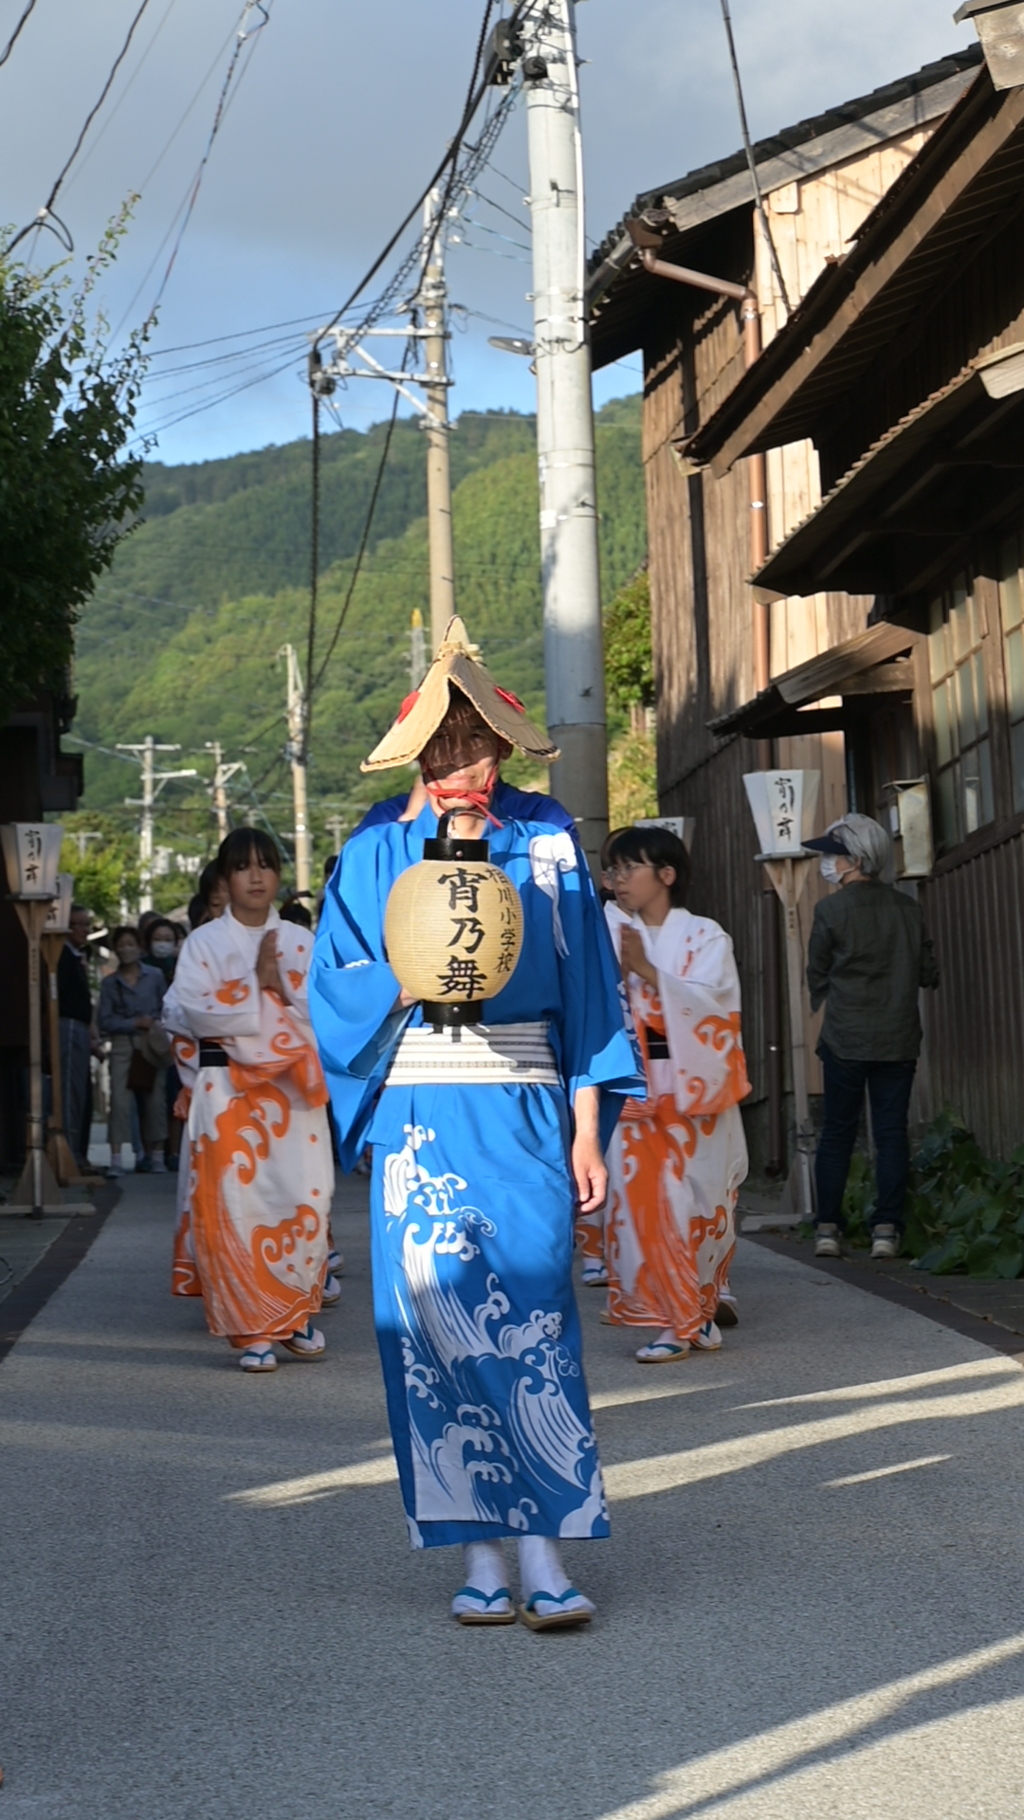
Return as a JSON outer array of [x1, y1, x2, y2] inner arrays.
[[422, 189, 456, 652], [118, 736, 197, 912], [520, 0, 608, 873], [325, 812, 345, 852], [72, 830, 103, 861], [205, 740, 244, 841], [409, 607, 428, 688], [279, 645, 312, 897]]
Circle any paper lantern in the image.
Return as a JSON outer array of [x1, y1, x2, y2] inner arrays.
[[385, 817, 524, 1026], [0, 822, 63, 900], [43, 873, 75, 934], [742, 770, 820, 859]]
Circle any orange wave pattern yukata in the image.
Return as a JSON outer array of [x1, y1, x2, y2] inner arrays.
[[605, 906, 750, 1341], [170, 907, 334, 1342]]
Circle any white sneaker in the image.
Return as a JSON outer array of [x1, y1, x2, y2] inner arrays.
[[815, 1223, 841, 1258], [150, 1157, 168, 1174], [871, 1223, 899, 1260]]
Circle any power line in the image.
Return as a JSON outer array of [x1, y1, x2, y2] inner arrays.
[[718, 0, 791, 316], [0, 0, 40, 69], [62, 0, 182, 194], [6, 0, 155, 255], [313, 0, 504, 349]]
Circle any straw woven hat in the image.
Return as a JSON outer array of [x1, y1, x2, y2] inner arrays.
[[361, 616, 559, 772]]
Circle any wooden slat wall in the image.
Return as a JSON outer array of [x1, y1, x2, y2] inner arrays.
[[917, 830, 1024, 1155], [641, 123, 944, 1130]]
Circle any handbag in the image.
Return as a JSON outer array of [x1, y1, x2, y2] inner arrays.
[[126, 1045, 157, 1096]]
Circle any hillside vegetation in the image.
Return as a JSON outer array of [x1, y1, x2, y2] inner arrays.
[[74, 396, 645, 866]]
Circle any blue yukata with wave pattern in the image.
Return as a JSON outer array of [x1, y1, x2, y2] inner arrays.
[[310, 795, 643, 1548]]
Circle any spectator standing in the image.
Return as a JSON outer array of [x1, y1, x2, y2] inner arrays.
[[57, 904, 96, 1171], [144, 918, 183, 1170], [805, 814, 939, 1261], [97, 927, 169, 1175]]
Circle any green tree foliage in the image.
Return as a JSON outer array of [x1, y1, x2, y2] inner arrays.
[[59, 814, 141, 926], [0, 224, 146, 716], [604, 567, 653, 719]]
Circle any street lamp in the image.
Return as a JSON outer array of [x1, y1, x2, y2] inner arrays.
[[0, 826, 89, 1217], [742, 770, 821, 1221], [953, 0, 1024, 89]]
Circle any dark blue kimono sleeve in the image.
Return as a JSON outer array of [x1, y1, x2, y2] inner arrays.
[[309, 837, 410, 1170], [552, 844, 645, 1151]]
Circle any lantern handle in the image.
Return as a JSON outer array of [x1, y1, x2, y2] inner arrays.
[[436, 811, 454, 841]]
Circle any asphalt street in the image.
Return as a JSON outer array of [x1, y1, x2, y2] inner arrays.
[[4, 1171, 1024, 1819]]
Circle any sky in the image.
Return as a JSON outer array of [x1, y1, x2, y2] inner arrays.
[[0, 0, 978, 467]]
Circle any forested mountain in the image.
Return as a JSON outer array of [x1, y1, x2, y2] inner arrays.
[[74, 395, 645, 859]]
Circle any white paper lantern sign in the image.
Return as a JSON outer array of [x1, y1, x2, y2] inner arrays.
[[43, 873, 75, 934], [742, 770, 821, 860], [0, 823, 64, 900]]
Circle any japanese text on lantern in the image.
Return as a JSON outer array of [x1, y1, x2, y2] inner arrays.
[[435, 868, 491, 996], [769, 774, 797, 849]]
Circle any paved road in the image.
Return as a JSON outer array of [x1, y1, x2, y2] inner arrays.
[[4, 1172, 1024, 1819]]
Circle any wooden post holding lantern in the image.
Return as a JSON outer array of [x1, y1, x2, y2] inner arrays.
[[742, 771, 821, 1222]]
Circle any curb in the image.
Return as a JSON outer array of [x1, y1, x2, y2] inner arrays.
[[744, 1229, 1024, 1364], [0, 1182, 121, 1366]]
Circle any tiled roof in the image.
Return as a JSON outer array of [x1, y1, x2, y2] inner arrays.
[[586, 45, 983, 280]]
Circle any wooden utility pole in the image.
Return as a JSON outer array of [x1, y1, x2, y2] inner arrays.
[[280, 645, 312, 897], [422, 189, 455, 653]]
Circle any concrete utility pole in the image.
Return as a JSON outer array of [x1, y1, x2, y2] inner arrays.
[[409, 607, 428, 689], [422, 189, 456, 653], [520, 0, 608, 872], [205, 741, 245, 841], [118, 736, 197, 912], [325, 812, 345, 853], [279, 645, 312, 897]]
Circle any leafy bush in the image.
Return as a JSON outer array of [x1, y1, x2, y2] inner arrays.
[[830, 1111, 1024, 1278]]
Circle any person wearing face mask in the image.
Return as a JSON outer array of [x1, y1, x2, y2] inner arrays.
[[805, 815, 939, 1262], [144, 918, 180, 982], [97, 926, 169, 1174]]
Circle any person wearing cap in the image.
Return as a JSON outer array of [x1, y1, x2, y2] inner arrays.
[[805, 814, 939, 1261], [310, 618, 642, 1631]]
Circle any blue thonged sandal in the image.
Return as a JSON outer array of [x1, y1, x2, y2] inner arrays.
[[451, 1586, 516, 1626], [238, 1343, 277, 1373], [519, 1589, 595, 1631]]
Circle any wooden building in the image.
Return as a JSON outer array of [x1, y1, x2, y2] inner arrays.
[[685, 57, 1024, 1157], [587, 47, 983, 1168], [0, 689, 82, 1168]]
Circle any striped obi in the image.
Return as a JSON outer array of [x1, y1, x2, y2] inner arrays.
[[385, 1020, 559, 1086]]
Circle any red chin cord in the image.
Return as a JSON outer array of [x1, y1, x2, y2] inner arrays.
[[424, 762, 503, 829]]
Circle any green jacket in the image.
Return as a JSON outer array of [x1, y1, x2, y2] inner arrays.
[[806, 880, 939, 1062]]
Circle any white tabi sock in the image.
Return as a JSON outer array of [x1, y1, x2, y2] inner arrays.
[[517, 1535, 572, 1599], [462, 1540, 508, 1597]]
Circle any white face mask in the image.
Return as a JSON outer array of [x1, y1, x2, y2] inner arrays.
[[820, 857, 844, 886], [150, 940, 175, 958]]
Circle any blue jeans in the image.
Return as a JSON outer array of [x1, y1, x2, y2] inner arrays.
[[814, 1045, 916, 1232]]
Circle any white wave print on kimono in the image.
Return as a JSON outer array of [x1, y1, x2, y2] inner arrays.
[[384, 1124, 607, 1537]]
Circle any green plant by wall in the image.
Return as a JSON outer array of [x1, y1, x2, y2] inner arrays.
[[826, 1111, 1024, 1278]]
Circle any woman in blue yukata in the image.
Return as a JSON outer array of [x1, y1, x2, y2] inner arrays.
[[310, 618, 642, 1630]]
